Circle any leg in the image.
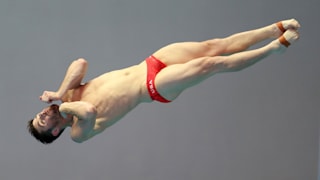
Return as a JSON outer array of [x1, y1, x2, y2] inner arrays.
[[209, 19, 300, 55], [153, 19, 300, 66], [154, 30, 299, 101]]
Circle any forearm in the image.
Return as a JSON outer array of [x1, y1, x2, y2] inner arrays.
[[60, 101, 97, 143], [56, 58, 88, 97], [59, 101, 97, 120]]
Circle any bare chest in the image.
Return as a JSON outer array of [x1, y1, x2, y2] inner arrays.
[[69, 65, 148, 126]]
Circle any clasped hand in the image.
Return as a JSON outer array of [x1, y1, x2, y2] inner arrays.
[[39, 91, 61, 103]]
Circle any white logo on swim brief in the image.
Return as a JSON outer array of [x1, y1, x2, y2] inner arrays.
[[149, 80, 155, 94]]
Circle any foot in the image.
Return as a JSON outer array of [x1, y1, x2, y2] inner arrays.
[[272, 29, 299, 53], [274, 19, 301, 37]]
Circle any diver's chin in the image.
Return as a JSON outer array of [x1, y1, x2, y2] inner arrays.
[[50, 104, 60, 114]]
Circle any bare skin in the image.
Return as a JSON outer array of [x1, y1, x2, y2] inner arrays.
[[32, 19, 300, 143]]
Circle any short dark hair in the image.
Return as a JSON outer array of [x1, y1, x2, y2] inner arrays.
[[27, 119, 65, 144]]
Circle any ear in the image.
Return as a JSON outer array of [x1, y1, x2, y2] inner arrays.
[[51, 127, 60, 136]]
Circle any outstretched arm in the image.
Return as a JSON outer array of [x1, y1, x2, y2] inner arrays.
[[59, 101, 97, 143], [40, 58, 88, 103]]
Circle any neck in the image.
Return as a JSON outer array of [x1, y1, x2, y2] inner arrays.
[[58, 115, 73, 129]]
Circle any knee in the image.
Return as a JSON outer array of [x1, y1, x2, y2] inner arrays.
[[195, 56, 222, 75], [198, 56, 231, 74], [202, 38, 227, 56]]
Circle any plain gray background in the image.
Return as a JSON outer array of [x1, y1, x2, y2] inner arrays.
[[0, 0, 318, 180]]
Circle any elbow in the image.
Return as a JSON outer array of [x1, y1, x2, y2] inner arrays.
[[72, 136, 86, 143], [77, 58, 87, 64], [73, 138, 84, 144], [87, 104, 97, 114], [86, 104, 97, 118], [75, 58, 88, 76], [75, 58, 88, 69]]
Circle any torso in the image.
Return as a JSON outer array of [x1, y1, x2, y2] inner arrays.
[[65, 61, 152, 131]]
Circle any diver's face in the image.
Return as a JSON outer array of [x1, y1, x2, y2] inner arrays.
[[32, 104, 61, 132]]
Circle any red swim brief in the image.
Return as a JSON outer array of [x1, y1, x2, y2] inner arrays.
[[146, 55, 171, 103]]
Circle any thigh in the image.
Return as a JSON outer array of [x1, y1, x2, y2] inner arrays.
[[152, 42, 214, 66], [154, 57, 215, 101]]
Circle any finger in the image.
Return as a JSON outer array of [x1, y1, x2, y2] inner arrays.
[[40, 96, 49, 103]]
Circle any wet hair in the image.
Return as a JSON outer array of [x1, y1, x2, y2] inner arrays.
[[27, 119, 65, 144]]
